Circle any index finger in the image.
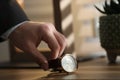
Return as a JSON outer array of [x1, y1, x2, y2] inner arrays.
[[42, 31, 60, 60]]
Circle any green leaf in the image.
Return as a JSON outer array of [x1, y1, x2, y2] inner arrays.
[[95, 0, 120, 15]]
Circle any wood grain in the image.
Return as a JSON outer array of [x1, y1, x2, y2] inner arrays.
[[0, 57, 120, 80]]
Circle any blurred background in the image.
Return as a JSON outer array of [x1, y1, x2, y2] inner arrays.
[[0, 0, 107, 66]]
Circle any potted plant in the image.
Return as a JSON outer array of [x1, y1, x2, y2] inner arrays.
[[95, 0, 120, 63]]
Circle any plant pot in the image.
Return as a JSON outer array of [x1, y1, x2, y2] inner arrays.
[[99, 14, 120, 63]]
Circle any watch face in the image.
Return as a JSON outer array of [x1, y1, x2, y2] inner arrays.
[[61, 54, 77, 72]]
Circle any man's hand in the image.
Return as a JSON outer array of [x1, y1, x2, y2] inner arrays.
[[9, 21, 66, 70]]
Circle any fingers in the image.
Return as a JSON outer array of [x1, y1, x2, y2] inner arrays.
[[32, 49, 48, 70], [54, 31, 66, 57], [42, 31, 60, 59], [25, 42, 49, 70], [42, 26, 66, 59]]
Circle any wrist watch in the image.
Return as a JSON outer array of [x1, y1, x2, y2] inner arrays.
[[61, 54, 78, 72], [48, 54, 78, 73]]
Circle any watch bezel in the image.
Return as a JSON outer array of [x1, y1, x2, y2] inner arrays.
[[61, 54, 78, 72]]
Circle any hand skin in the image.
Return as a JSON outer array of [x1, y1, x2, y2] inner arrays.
[[9, 21, 66, 70]]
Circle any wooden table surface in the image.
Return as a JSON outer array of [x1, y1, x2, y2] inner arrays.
[[0, 57, 120, 80]]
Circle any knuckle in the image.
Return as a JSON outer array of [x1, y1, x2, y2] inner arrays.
[[46, 23, 56, 30], [39, 23, 56, 33], [42, 25, 51, 31]]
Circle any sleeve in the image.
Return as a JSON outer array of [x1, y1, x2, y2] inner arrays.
[[0, 0, 30, 42], [1, 21, 29, 40]]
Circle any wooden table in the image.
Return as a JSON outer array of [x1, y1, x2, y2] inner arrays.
[[0, 57, 120, 80]]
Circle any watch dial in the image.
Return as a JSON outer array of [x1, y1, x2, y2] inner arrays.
[[61, 54, 77, 72]]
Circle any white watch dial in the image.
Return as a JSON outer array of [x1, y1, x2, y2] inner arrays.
[[61, 54, 77, 72]]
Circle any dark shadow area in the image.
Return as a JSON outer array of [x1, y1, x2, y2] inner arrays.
[[39, 72, 80, 80]]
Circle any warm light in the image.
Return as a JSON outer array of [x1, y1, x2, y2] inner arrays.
[[62, 14, 72, 31], [17, 0, 24, 8]]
